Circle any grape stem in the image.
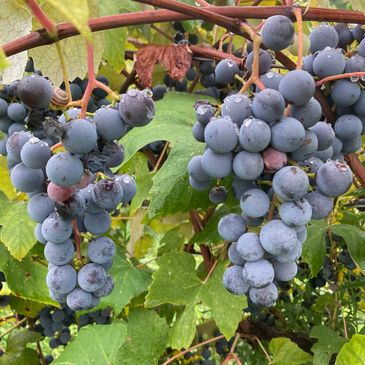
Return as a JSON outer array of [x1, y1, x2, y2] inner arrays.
[[72, 220, 82, 260], [316, 71, 365, 86], [293, 7, 303, 70], [222, 333, 242, 365], [25, 0, 57, 37], [255, 336, 273, 364], [239, 34, 266, 93], [73, 42, 119, 118], [161, 334, 226, 365], [50, 142, 63, 153]]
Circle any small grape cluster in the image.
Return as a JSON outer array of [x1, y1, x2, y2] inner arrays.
[[188, 16, 363, 307], [0, 71, 155, 310], [34, 306, 75, 347]]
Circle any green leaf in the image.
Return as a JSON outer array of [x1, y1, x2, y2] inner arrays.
[[120, 92, 217, 219], [146, 252, 246, 340], [54, 323, 127, 365], [99, 0, 128, 70], [0, 244, 56, 306], [0, 199, 36, 261], [0, 348, 39, 365], [269, 337, 312, 365], [335, 334, 365, 365], [0, 328, 42, 365], [100, 249, 151, 313], [331, 224, 365, 270], [6, 329, 42, 352], [169, 305, 197, 349], [115, 310, 169, 365], [29, 1, 104, 86], [9, 296, 45, 318], [310, 325, 347, 365], [302, 220, 327, 276], [0, 1, 32, 84], [44, 0, 92, 41], [120, 152, 153, 214]]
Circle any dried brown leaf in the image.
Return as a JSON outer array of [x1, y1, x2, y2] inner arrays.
[[135, 44, 192, 88]]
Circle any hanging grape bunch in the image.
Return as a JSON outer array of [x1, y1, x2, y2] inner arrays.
[[0, 74, 155, 311], [188, 16, 362, 307]]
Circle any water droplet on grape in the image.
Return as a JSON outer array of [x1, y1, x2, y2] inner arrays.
[[127, 89, 138, 97], [350, 76, 359, 82], [266, 71, 274, 79]]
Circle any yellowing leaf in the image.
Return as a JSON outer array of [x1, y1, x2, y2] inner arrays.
[[44, 0, 92, 41], [0, 156, 17, 200], [29, 0, 104, 86], [0, 0, 32, 83]]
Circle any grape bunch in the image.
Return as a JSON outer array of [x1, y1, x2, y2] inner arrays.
[[187, 15, 363, 307], [0, 72, 155, 310], [34, 306, 75, 347]]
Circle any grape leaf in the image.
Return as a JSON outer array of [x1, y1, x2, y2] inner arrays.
[[335, 334, 365, 365], [0, 244, 56, 306], [100, 249, 151, 313], [99, 0, 128, 70], [310, 325, 347, 365], [29, 0, 104, 86], [120, 152, 153, 214], [115, 310, 169, 365], [331, 224, 365, 270], [169, 304, 197, 349], [0, 328, 42, 365], [0, 194, 36, 261], [43, 0, 92, 41], [146, 252, 246, 341], [302, 220, 327, 276], [0, 1, 32, 84], [54, 323, 127, 365], [121, 92, 217, 219], [269, 337, 312, 365]]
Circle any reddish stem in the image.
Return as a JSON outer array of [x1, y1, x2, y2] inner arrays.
[[50, 142, 63, 152], [4, 7, 365, 57], [72, 220, 82, 260], [316, 71, 365, 86], [26, 0, 57, 36], [80, 42, 96, 118]]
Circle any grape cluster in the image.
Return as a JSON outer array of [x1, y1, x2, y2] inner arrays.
[[34, 306, 75, 347], [0, 72, 155, 310], [188, 16, 363, 307]]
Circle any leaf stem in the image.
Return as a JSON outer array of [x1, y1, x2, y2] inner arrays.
[[26, 0, 57, 37], [55, 42, 72, 101]]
